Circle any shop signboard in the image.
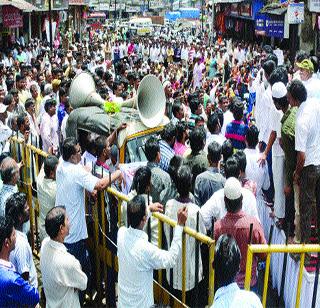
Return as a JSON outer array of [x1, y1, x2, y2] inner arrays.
[[288, 2, 304, 24], [266, 15, 284, 38], [255, 13, 284, 38], [2, 6, 23, 28], [309, 0, 320, 12]]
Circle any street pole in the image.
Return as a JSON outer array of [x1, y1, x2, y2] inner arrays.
[[48, 0, 53, 52], [114, 0, 117, 28]]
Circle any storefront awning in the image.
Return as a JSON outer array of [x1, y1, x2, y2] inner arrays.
[[0, 0, 39, 12], [260, 4, 287, 15]]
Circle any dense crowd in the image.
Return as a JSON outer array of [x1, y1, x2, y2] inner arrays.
[[0, 26, 320, 308]]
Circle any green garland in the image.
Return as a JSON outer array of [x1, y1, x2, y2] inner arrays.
[[103, 101, 121, 114]]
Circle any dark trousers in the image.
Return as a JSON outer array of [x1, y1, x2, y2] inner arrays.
[[285, 187, 295, 237], [299, 165, 320, 243], [65, 239, 91, 305]]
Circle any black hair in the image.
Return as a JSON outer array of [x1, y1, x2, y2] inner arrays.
[[262, 45, 273, 55], [44, 155, 59, 178], [216, 109, 224, 128], [266, 53, 278, 67], [145, 137, 160, 162], [224, 157, 240, 179], [62, 137, 78, 161], [225, 194, 243, 213], [262, 60, 276, 78], [168, 155, 184, 184], [112, 80, 122, 93], [0, 216, 14, 250], [175, 165, 192, 198], [233, 151, 246, 173], [161, 123, 176, 143], [189, 127, 206, 153], [269, 66, 289, 86], [5, 192, 27, 228], [176, 121, 188, 143], [44, 98, 56, 113], [222, 139, 233, 162], [208, 141, 222, 164], [17, 113, 28, 129], [295, 50, 308, 63], [246, 125, 259, 148], [172, 100, 182, 117], [287, 80, 307, 104], [15, 74, 24, 83], [310, 56, 319, 73], [127, 195, 146, 229], [231, 100, 244, 121], [189, 98, 200, 114], [3, 94, 13, 106], [25, 98, 35, 110], [273, 96, 289, 110], [45, 206, 66, 239], [207, 112, 220, 134], [95, 67, 104, 79], [131, 166, 151, 194], [95, 135, 108, 158], [214, 234, 241, 287]]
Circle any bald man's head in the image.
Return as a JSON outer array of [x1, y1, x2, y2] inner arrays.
[[0, 157, 19, 185]]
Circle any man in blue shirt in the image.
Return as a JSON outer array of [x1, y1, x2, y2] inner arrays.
[[159, 123, 176, 172], [0, 216, 39, 307]]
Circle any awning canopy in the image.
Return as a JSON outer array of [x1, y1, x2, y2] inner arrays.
[[260, 3, 287, 15], [0, 0, 39, 12]]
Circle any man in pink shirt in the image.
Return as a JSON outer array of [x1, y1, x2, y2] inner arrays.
[[214, 177, 266, 289]]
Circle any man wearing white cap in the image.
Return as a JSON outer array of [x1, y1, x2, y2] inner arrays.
[[0, 103, 11, 154], [259, 81, 286, 228], [214, 177, 267, 289]]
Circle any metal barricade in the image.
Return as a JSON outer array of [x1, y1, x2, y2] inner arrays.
[[244, 244, 320, 308], [9, 136, 215, 307]]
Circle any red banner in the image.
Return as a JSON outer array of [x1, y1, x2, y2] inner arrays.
[[2, 6, 23, 28]]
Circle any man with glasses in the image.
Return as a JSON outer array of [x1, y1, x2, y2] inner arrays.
[[55, 137, 122, 304]]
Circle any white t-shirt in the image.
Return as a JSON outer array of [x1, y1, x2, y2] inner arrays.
[[295, 99, 320, 166], [55, 161, 99, 243], [200, 187, 259, 231], [302, 76, 320, 100], [270, 105, 284, 157], [10, 230, 38, 288]]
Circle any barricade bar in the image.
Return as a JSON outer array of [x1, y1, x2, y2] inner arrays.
[[248, 244, 320, 254]]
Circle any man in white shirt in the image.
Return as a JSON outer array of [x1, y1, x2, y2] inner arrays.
[[288, 80, 320, 244], [40, 99, 59, 154], [211, 234, 262, 308], [37, 155, 58, 243], [201, 157, 259, 231], [0, 103, 11, 155], [117, 194, 188, 308], [56, 137, 122, 304], [40, 206, 87, 308], [6, 192, 38, 288], [244, 125, 270, 197]]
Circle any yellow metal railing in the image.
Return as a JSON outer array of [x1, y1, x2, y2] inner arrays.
[[10, 136, 215, 307], [244, 244, 320, 308]]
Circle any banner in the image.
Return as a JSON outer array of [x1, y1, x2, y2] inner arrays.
[[309, 0, 320, 13], [2, 6, 23, 29], [288, 2, 304, 24]]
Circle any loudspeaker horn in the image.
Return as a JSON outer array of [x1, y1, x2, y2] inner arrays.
[[69, 72, 166, 128]]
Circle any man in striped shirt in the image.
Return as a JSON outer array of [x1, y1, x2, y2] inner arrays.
[[159, 123, 176, 172]]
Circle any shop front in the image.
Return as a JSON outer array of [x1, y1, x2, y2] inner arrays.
[[214, 0, 264, 42]]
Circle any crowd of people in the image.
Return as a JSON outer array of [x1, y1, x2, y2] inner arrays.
[[0, 25, 320, 308]]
